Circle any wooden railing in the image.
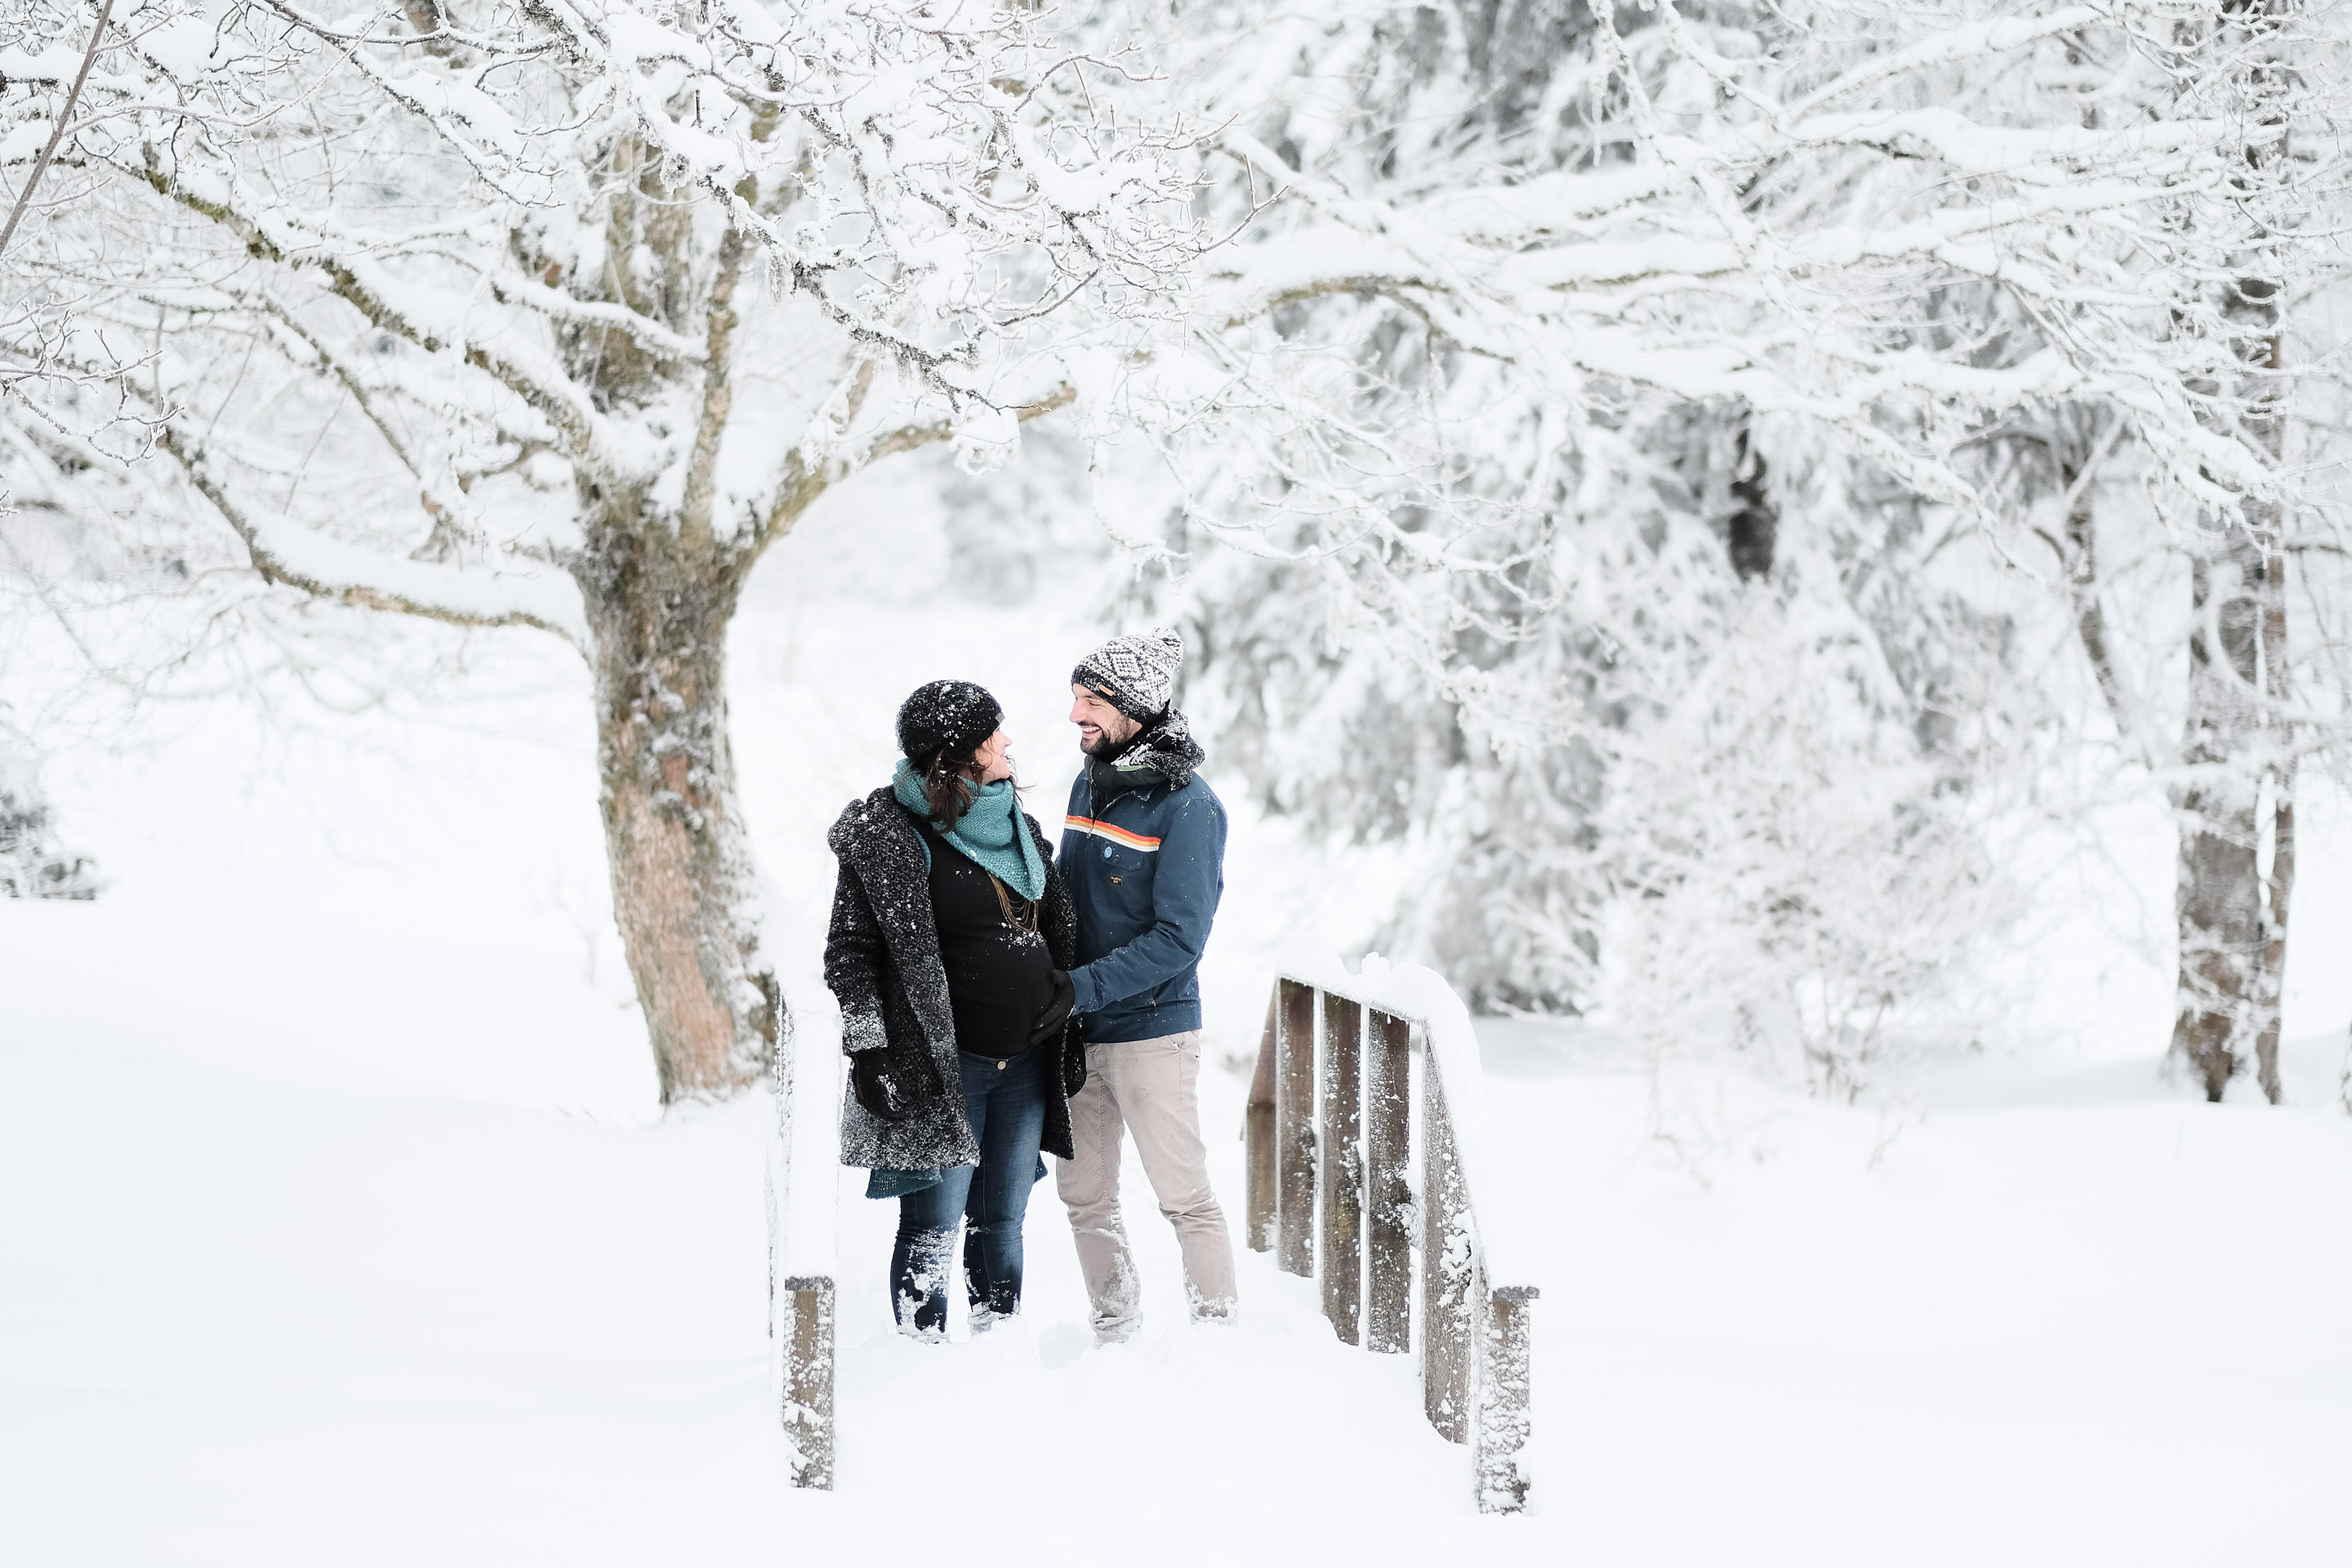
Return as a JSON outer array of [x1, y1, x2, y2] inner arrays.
[[767, 996, 837, 1490], [770, 957, 1534, 1508], [1245, 956, 1539, 1513]]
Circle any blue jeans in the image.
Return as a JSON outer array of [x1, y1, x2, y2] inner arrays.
[[890, 1048, 1048, 1335]]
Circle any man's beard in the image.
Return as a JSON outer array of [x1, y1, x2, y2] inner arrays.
[[1080, 718, 1140, 755]]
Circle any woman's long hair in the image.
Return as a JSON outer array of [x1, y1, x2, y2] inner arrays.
[[918, 744, 1022, 832], [919, 743, 1036, 929], [920, 745, 981, 831]]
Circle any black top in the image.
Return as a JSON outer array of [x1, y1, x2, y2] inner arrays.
[[917, 817, 1054, 1059]]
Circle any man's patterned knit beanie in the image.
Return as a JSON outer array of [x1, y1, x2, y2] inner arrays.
[[1073, 628, 1183, 722]]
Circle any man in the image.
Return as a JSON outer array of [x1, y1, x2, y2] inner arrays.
[[1055, 627, 1236, 1339]]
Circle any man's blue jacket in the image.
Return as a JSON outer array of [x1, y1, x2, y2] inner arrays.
[[1059, 761, 1227, 1043]]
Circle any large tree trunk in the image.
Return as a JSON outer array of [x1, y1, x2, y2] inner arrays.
[[2167, 0, 2295, 1103], [2171, 542, 2294, 1107], [2168, 538, 2268, 1101], [579, 516, 777, 1104], [2253, 550, 2294, 1104]]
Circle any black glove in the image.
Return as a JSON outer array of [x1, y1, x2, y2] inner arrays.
[[850, 1044, 941, 1123], [1029, 969, 1078, 1047]]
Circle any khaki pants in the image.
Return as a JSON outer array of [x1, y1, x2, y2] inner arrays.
[[1056, 1030, 1237, 1332]]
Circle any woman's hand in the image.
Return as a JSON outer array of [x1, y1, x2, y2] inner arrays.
[[1029, 969, 1078, 1046], [850, 1044, 942, 1122]]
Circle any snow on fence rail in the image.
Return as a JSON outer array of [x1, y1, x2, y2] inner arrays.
[[1245, 951, 1538, 1514], [766, 987, 840, 1490]]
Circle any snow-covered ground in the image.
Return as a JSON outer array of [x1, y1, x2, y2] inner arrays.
[[6, 461, 2350, 1565]]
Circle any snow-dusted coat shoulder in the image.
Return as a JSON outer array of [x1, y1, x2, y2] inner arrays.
[[823, 787, 1079, 1172]]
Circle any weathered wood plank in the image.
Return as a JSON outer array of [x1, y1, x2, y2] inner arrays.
[[1245, 992, 1278, 1253], [1476, 1285, 1535, 1513], [1421, 1062, 1472, 1443], [1320, 992, 1364, 1345], [1276, 978, 1316, 1278], [1364, 1009, 1412, 1354], [782, 1276, 835, 1489]]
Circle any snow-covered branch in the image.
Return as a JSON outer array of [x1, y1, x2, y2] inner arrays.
[[1122, 0, 2351, 1091], [158, 425, 586, 644], [6, 0, 1204, 1101], [748, 378, 1079, 564]]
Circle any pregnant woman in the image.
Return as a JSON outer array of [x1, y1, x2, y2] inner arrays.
[[822, 679, 1084, 1337]]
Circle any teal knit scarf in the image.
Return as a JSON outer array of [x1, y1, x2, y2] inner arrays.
[[892, 760, 1046, 902]]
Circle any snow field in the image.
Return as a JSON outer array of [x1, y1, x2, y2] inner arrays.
[[0, 899, 1495, 1566], [9, 898, 2350, 1566], [6, 459, 2350, 1565], [1486, 1020, 2352, 1566]]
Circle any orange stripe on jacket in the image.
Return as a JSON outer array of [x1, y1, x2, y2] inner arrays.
[[1064, 815, 1163, 852]]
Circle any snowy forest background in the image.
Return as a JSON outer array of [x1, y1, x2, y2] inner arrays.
[[5, 1, 2352, 1561], [8, 0, 2352, 1104]]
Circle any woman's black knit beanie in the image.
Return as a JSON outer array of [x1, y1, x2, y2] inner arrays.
[[897, 679, 1003, 765]]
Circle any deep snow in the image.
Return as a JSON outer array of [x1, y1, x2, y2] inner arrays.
[[5, 453, 2350, 1565]]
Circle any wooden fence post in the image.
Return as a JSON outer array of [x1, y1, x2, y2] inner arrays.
[[1275, 978, 1316, 1278], [1245, 994, 1278, 1253], [1476, 1283, 1535, 1513], [782, 1276, 835, 1489], [1364, 1009, 1412, 1354], [1421, 1060, 1473, 1443], [1320, 992, 1364, 1345]]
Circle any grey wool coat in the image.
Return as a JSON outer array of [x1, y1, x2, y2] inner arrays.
[[822, 786, 1080, 1173]]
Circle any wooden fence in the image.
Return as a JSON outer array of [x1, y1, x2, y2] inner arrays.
[[771, 959, 1533, 1508], [1245, 964, 1538, 1513]]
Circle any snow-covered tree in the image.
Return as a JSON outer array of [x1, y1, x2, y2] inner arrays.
[[1120, 0, 2351, 1090], [11, 0, 2349, 1104], [1951, 0, 2350, 1099], [2, 0, 1198, 1100]]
